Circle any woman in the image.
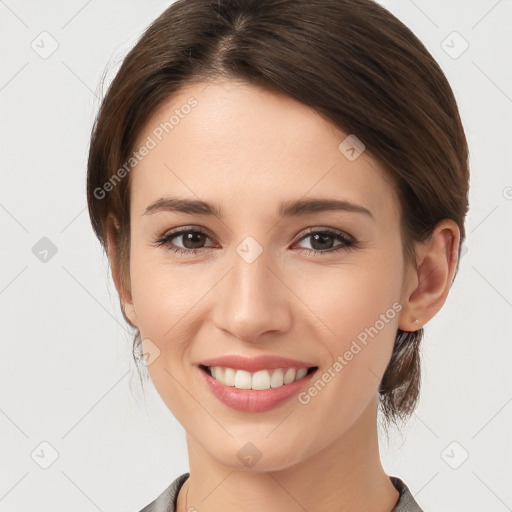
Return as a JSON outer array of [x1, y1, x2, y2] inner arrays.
[[86, 0, 469, 510]]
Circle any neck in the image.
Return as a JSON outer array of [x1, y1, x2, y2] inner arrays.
[[177, 395, 399, 512]]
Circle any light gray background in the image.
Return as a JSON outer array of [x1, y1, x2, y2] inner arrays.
[[1, 1, 511, 511]]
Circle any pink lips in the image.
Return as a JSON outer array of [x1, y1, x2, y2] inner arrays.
[[199, 354, 316, 372], [197, 354, 318, 413]]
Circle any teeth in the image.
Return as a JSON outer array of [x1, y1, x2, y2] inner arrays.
[[207, 366, 311, 390]]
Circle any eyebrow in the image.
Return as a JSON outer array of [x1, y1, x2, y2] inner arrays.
[[144, 197, 373, 220]]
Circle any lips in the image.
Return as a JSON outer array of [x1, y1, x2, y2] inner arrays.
[[199, 354, 317, 373], [197, 363, 319, 412]]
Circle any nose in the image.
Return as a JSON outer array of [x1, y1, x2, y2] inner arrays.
[[212, 245, 293, 343]]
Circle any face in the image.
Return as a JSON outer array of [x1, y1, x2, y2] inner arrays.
[[121, 79, 412, 470]]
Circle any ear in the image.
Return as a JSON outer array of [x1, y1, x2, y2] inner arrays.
[[399, 219, 460, 332], [105, 214, 138, 329]]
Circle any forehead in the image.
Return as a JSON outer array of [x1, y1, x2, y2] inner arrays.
[[129, 80, 400, 224]]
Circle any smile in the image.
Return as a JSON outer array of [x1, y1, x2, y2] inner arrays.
[[200, 365, 318, 390], [198, 364, 319, 413]]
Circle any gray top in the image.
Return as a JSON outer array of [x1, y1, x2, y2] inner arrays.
[[138, 472, 423, 511]]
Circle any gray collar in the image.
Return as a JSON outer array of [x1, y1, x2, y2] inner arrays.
[[139, 472, 424, 511]]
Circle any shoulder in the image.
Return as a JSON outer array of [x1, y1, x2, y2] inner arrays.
[[390, 476, 424, 512], [137, 472, 190, 512]]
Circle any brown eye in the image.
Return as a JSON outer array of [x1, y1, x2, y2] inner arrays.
[[175, 231, 209, 249], [294, 229, 355, 255], [155, 228, 215, 255]]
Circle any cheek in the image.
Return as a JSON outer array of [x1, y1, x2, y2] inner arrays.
[[129, 241, 178, 324], [291, 260, 403, 429], [129, 248, 206, 421], [128, 244, 218, 348], [291, 254, 403, 376], [297, 257, 402, 334]]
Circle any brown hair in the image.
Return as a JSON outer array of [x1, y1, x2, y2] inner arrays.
[[87, 0, 469, 429]]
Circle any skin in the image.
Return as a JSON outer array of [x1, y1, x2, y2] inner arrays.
[[106, 80, 459, 512]]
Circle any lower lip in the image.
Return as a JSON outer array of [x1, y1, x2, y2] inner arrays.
[[197, 365, 318, 412]]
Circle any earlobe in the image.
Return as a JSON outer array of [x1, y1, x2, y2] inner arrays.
[[399, 220, 460, 332], [105, 214, 138, 328]]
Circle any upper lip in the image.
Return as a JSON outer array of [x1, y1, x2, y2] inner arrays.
[[200, 354, 317, 372]]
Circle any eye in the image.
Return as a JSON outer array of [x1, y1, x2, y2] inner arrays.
[[293, 228, 355, 255], [154, 227, 215, 256]]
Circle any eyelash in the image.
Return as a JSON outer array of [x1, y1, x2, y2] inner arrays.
[[153, 226, 357, 257]]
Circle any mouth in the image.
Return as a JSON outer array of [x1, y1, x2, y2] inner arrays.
[[197, 363, 319, 412], [199, 364, 319, 390]]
